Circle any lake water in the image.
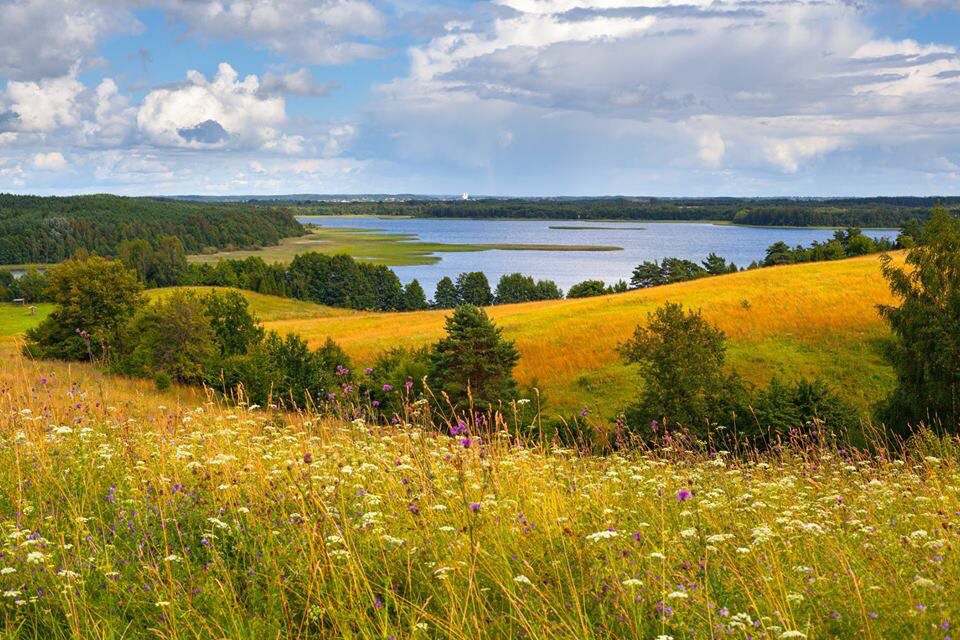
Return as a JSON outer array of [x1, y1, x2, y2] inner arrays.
[[298, 216, 898, 297]]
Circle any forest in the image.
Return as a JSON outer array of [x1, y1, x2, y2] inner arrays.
[[297, 196, 959, 227], [0, 194, 304, 264]]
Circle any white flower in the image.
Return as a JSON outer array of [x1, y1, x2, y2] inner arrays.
[[781, 632, 807, 639], [621, 578, 643, 587], [586, 530, 619, 542], [26, 551, 45, 564], [667, 591, 688, 600], [513, 574, 532, 585], [0, 568, 14, 575]]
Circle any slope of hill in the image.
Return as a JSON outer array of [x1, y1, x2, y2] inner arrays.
[[263, 253, 902, 415], [0, 254, 901, 416]]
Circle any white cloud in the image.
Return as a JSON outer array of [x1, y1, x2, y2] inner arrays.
[[3, 71, 85, 132], [32, 151, 67, 171], [372, 0, 960, 180], [161, 0, 387, 65], [137, 63, 286, 148], [0, 0, 139, 81]]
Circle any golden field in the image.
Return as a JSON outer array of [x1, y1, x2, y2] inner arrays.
[[262, 253, 903, 415]]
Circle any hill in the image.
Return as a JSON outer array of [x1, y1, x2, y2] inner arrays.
[[0, 254, 901, 417], [262, 253, 902, 415]]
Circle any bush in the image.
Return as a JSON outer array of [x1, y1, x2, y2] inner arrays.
[[120, 290, 216, 384], [24, 256, 143, 361], [619, 302, 746, 437]]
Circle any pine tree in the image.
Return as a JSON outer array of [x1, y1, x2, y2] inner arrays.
[[428, 305, 520, 409]]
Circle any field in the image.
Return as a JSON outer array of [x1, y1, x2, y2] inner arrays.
[[1, 348, 959, 638], [264, 253, 902, 416], [188, 225, 621, 267], [0, 254, 901, 418]]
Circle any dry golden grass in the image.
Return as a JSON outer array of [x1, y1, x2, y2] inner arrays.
[[264, 253, 903, 414]]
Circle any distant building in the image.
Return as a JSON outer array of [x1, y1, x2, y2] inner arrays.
[[462, 193, 470, 201]]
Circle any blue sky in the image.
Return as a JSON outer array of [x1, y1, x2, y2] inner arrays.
[[1, 0, 960, 196]]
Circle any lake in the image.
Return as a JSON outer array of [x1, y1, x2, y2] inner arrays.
[[297, 216, 898, 297]]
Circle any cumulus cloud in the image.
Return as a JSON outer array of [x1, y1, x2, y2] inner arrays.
[[160, 0, 388, 65], [137, 63, 286, 148], [3, 71, 85, 132], [0, 0, 138, 81], [32, 151, 67, 171]]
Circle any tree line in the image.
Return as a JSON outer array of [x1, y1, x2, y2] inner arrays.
[[299, 196, 956, 228], [0, 194, 304, 264], [628, 228, 901, 290]]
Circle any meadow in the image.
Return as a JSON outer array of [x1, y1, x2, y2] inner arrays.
[[263, 253, 902, 416], [0, 254, 900, 418], [1, 347, 958, 639]]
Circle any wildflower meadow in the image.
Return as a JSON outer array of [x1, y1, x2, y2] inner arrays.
[[1, 353, 958, 639]]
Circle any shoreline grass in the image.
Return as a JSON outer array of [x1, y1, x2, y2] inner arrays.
[[188, 226, 622, 267]]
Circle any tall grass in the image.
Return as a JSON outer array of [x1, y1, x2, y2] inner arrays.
[[1, 348, 957, 639]]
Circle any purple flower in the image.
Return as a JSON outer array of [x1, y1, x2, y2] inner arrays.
[[469, 502, 481, 513], [374, 595, 383, 609], [408, 504, 420, 515], [460, 438, 473, 449], [364, 367, 373, 375], [327, 392, 336, 401], [342, 384, 353, 393], [651, 419, 659, 432], [383, 384, 393, 391], [336, 365, 349, 376], [676, 490, 692, 502], [580, 407, 589, 417], [371, 400, 381, 408], [450, 420, 468, 436], [405, 377, 414, 390]]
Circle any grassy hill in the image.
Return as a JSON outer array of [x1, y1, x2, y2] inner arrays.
[[0, 253, 902, 417], [263, 253, 902, 416]]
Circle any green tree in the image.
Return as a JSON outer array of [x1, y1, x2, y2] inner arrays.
[[702, 252, 737, 275], [495, 273, 538, 304], [567, 280, 608, 298], [203, 290, 264, 357], [123, 290, 216, 385], [148, 235, 188, 286], [878, 206, 960, 433], [10, 269, 48, 302], [433, 276, 460, 309], [118, 239, 152, 282], [428, 305, 520, 409], [456, 272, 493, 306], [763, 241, 794, 266], [534, 279, 563, 300], [24, 256, 143, 361], [403, 279, 428, 310], [619, 302, 744, 434], [630, 261, 664, 288]]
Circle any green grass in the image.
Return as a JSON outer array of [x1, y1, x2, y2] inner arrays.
[[0, 303, 52, 337], [188, 225, 621, 266]]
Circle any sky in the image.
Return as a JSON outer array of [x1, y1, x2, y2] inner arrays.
[[1, 0, 960, 197]]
